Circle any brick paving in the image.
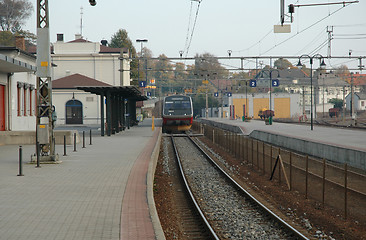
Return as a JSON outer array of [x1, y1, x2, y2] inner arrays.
[[0, 119, 162, 240]]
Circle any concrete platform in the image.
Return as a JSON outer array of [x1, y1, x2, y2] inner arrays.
[[0, 118, 165, 240], [200, 118, 366, 171]]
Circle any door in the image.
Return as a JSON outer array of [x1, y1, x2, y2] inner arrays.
[[0, 85, 5, 130], [65, 99, 83, 124]]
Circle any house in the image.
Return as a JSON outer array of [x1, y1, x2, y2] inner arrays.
[[49, 34, 136, 125], [51, 34, 131, 86], [0, 41, 37, 133], [255, 68, 350, 118], [52, 74, 111, 125], [345, 92, 366, 112]]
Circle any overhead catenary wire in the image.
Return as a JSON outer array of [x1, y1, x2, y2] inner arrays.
[[183, 1, 194, 52], [184, 0, 203, 58]]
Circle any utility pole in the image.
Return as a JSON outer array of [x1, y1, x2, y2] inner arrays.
[[35, 0, 57, 162], [327, 26, 333, 58]]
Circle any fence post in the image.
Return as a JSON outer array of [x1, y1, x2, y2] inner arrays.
[[212, 129, 215, 144], [89, 129, 92, 145], [305, 155, 309, 199], [290, 152, 292, 191], [251, 139, 254, 168], [278, 148, 281, 184], [344, 163, 348, 220], [322, 158, 326, 208], [262, 142, 265, 175], [256, 140, 259, 170], [270, 145, 273, 174]]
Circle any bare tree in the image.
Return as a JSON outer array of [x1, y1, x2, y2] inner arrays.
[[0, 0, 33, 33]]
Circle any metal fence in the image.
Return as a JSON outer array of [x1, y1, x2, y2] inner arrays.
[[192, 121, 366, 221]]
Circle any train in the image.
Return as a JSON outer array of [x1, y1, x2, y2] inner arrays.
[[162, 95, 193, 133]]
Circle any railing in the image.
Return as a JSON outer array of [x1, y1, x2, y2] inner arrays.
[[192, 121, 366, 221]]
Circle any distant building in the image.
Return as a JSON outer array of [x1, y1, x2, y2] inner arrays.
[[51, 34, 131, 86], [52, 74, 111, 125], [346, 92, 366, 112], [49, 34, 134, 125]]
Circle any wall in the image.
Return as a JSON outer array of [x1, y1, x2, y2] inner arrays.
[[250, 130, 366, 171], [52, 90, 102, 125]]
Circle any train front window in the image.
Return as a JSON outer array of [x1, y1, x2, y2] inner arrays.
[[164, 100, 191, 115]]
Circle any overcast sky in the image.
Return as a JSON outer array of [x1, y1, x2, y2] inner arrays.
[[24, 0, 366, 70]]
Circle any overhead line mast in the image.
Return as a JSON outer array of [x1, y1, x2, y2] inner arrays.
[[35, 0, 96, 163]]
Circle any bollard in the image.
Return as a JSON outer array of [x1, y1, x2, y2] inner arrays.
[[17, 146, 24, 176], [73, 133, 77, 152], [36, 141, 41, 168], [63, 135, 67, 156], [89, 129, 92, 145], [82, 131, 86, 148]]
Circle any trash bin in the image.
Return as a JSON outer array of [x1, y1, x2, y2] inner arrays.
[[242, 116, 245, 121]]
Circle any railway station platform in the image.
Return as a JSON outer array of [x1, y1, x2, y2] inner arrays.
[[200, 118, 366, 171], [0, 118, 165, 240]]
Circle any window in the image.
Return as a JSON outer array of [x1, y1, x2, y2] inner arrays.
[[29, 88, 33, 116], [362, 101, 365, 107], [23, 87, 27, 116], [17, 82, 23, 116]]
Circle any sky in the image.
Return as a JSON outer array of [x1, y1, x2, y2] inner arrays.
[[24, 0, 366, 71]]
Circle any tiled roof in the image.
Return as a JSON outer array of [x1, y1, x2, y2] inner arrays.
[[52, 73, 111, 89], [67, 38, 92, 43], [100, 45, 121, 53]]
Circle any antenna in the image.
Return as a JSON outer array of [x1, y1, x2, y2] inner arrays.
[[80, 6, 84, 37]]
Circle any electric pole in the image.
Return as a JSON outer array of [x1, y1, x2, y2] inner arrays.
[[36, 0, 57, 162]]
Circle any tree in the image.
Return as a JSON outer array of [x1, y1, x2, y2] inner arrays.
[[329, 98, 343, 109], [194, 52, 227, 79], [274, 58, 293, 69], [0, 0, 33, 33], [109, 29, 139, 83], [333, 65, 350, 80], [0, 29, 36, 48]]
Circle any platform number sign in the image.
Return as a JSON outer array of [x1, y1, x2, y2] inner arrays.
[[214, 92, 219, 97], [272, 79, 279, 87], [139, 81, 147, 88], [249, 79, 257, 87], [147, 92, 151, 97], [227, 92, 232, 97]]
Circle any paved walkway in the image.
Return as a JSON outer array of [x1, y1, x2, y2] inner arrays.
[[0, 119, 163, 240], [207, 118, 366, 152]]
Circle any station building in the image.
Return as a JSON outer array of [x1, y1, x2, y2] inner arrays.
[[0, 41, 37, 132]]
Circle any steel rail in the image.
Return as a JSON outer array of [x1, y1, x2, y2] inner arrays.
[[170, 136, 220, 240], [187, 135, 310, 240]]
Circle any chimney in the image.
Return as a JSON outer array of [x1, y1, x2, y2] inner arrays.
[[101, 40, 108, 46], [75, 34, 82, 40], [15, 36, 25, 51], [57, 33, 64, 42]]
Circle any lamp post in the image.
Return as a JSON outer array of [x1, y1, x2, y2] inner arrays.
[[260, 69, 280, 125], [136, 39, 148, 84], [297, 54, 326, 130]]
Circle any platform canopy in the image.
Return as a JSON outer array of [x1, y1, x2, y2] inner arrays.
[[77, 85, 147, 137], [76, 85, 147, 101]]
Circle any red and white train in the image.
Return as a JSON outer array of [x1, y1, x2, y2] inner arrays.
[[162, 95, 193, 133]]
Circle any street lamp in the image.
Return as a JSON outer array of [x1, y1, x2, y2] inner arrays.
[[260, 69, 280, 125], [136, 39, 148, 84], [297, 54, 326, 130]]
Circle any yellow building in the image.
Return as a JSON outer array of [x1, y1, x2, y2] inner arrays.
[[231, 93, 300, 119]]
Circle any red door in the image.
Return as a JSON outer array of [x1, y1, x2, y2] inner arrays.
[[0, 85, 5, 131]]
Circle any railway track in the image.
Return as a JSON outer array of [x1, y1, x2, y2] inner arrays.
[[171, 134, 309, 239]]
